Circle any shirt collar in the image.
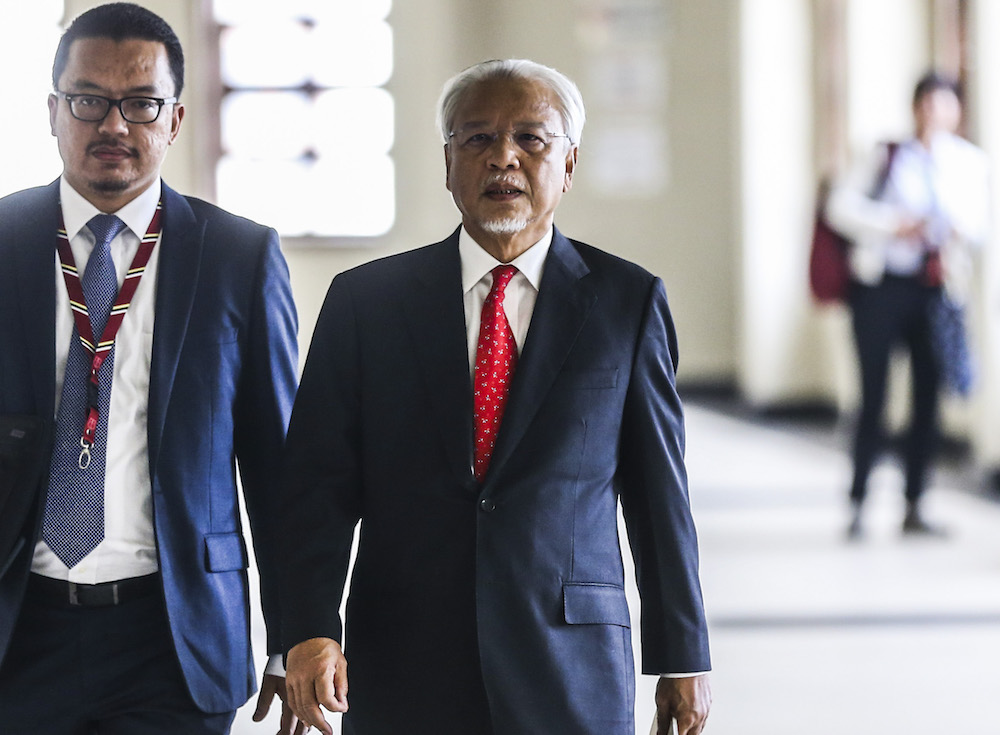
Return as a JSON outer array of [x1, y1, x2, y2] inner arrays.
[[905, 131, 957, 159], [459, 225, 552, 294], [59, 177, 162, 243]]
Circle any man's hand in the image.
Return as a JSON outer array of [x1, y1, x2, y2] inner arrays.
[[895, 217, 928, 244], [253, 673, 309, 734], [654, 675, 711, 735], [285, 637, 349, 735]]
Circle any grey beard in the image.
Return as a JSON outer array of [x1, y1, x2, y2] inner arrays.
[[480, 217, 528, 236]]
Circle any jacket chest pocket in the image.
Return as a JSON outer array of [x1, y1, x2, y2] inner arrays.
[[560, 368, 619, 390]]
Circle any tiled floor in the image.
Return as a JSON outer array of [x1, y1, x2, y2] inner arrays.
[[671, 404, 1000, 734], [235, 401, 1000, 734]]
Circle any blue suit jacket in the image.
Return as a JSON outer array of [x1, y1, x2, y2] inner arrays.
[[280, 228, 710, 734], [0, 180, 298, 713]]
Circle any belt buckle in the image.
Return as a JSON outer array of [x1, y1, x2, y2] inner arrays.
[[67, 581, 121, 606]]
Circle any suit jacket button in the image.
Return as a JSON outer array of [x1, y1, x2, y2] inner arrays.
[[480, 498, 496, 513]]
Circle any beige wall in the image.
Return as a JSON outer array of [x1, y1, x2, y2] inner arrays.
[[50, 0, 1000, 467], [63, 0, 740, 378], [293, 0, 741, 379]]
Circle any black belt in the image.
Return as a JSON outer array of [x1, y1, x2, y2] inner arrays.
[[27, 572, 160, 608]]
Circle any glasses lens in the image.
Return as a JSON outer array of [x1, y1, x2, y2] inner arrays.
[[69, 95, 111, 121], [452, 127, 559, 155], [513, 131, 548, 153], [121, 98, 162, 123]]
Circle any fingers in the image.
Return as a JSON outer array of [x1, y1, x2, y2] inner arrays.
[[653, 713, 675, 735], [674, 710, 707, 735], [251, 693, 272, 723], [278, 699, 311, 735], [252, 677, 277, 722], [285, 638, 348, 735], [655, 675, 712, 735], [252, 675, 312, 734], [287, 681, 332, 735], [317, 658, 349, 712]]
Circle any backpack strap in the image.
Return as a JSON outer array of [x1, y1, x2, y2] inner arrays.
[[870, 141, 900, 200]]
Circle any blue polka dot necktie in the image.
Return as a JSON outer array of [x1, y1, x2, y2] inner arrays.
[[42, 214, 126, 568]]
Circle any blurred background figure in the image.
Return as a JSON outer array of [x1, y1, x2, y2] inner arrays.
[[826, 71, 989, 539]]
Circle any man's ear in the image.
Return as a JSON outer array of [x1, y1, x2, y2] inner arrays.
[[168, 103, 185, 144], [48, 94, 59, 136], [444, 143, 453, 192], [563, 145, 579, 192]]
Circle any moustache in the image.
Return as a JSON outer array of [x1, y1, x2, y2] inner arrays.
[[87, 140, 137, 156], [483, 175, 526, 192]]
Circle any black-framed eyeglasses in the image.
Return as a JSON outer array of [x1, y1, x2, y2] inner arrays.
[[55, 91, 178, 124]]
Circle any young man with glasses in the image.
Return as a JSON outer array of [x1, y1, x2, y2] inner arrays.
[[0, 4, 301, 733]]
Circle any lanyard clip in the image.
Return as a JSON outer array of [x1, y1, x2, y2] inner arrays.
[[79, 438, 92, 470]]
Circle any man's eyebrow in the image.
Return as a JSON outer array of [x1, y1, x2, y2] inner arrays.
[[62, 79, 163, 96], [453, 120, 490, 131], [454, 120, 549, 130], [128, 86, 162, 96], [61, 79, 105, 92]]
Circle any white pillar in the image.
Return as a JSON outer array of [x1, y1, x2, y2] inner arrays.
[[966, 0, 1000, 471], [737, 0, 815, 405]]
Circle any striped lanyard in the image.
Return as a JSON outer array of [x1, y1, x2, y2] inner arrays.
[[56, 201, 163, 468]]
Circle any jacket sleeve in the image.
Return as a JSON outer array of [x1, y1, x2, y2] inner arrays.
[[278, 274, 364, 651], [826, 144, 905, 242], [616, 277, 711, 675], [233, 228, 299, 655]]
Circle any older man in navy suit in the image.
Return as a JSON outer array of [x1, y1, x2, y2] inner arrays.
[[0, 4, 301, 733], [281, 59, 712, 735]]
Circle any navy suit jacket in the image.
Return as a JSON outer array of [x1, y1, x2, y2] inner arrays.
[[0, 180, 298, 713], [281, 227, 710, 734]]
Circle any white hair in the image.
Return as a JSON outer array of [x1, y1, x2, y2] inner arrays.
[[436, 59, 586, 145]]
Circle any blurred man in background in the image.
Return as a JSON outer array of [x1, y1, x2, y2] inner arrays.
[[827, 71, 989, 539]]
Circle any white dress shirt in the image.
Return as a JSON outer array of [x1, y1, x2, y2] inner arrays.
[[459, 226, 550, 373], [827, 132, 989, 294], [458, 226, 702, 681], [34, 179, 290, 680], [32, 177, 162, 584]]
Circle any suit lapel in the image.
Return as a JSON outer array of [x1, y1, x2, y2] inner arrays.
[[147, 183, 203, 478], [402, 231, 477, 486], [11, 182, 60, 418], [484, 228, 596, 486]]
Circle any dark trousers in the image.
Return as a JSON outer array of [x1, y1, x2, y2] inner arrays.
[[848, 275, 941, 505], [0, 576, 236, 734]]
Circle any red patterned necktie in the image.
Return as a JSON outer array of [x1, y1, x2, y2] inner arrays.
[[473, 265, 519, 482]]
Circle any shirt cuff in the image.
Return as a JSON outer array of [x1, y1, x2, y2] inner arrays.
[[264, 654, 286, 677], [658, 671, 709, 678]]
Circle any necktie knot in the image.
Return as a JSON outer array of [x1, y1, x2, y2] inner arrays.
[[87, 214, 126, 250], [487, 264, 518, 301], [81, 216, 125, 339]]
